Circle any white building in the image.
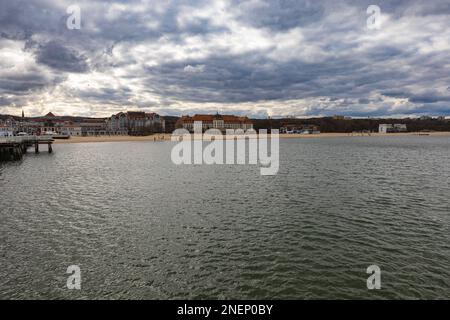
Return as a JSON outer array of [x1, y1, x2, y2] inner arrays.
[[0, 125, 14, 137], [0, 118, 15, 137], [106, 111, 165, 135], [79, 120, 107, 136], [379, 124, 407, 133], [59, 124, 83, 136], [106, 112, 128, 135]]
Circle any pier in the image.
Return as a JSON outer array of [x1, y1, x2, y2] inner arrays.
[[0, 136, 54, 161]]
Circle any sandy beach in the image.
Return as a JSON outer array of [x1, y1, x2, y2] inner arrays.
[[53, 131, 450, 144], [279, 132, 450, 138], [53, 134, 171, 144]]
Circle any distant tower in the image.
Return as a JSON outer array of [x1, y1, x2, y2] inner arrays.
[[20, 109, 25, 133]]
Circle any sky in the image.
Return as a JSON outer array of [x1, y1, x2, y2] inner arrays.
[[0, 0, 449, 118]]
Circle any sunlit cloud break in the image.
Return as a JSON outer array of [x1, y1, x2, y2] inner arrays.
[[0, 0, 449, 118]]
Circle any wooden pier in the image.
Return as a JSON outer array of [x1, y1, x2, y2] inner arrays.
[[0, 136, 54, 161]]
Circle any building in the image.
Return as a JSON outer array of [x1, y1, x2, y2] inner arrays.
[[379, 124, 408, 133], [280, 124, 320, 134], [15, 112, 107, 136], [0, 123, 14, 137], [23, 112, 66, 135], [0, 118, 17, 136], [106, 111, 165, 135], [0, 126, 11, 137], [106, 112, 128, 135], [79, 119, 107, 136], [2, 111, 165, 137], [59, 124, 82, 136], [176, 114, 253, 132]]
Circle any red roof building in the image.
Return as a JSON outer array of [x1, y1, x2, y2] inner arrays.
[[176, 114, 253, 132]]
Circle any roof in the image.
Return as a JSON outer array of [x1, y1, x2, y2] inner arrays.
[[193, 114, 215, 122], [179, 114, 253, 124]]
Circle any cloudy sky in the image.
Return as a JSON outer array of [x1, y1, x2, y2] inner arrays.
[[0, 0, 449, 118]]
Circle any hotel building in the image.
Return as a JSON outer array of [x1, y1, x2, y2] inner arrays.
[[106, 111, 165, 135], [176, 114, 253, 132]]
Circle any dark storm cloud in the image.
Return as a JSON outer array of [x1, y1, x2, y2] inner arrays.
[[75, 86, 134, 105], [144, 51, 411, 105], [0, 0, 449, 116], [0, 95, 13, 106], [231, 0, 325, 30], [383, 91, 450, 104], [0, 74, 53, 93], [35, 41, 89, 73]]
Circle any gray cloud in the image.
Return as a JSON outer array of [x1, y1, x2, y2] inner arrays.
[[0, 0, 449, 117], [35, 41, 89, 73], [231, 0, 325, 30]]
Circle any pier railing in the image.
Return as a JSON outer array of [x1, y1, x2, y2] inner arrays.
[[0, 136, 55, 144], [1, 136, 55, 160]]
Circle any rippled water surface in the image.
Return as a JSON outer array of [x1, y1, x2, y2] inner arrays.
[[0, 136, 449, 299]]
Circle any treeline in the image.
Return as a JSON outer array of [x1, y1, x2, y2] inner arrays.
[[162, 116, 179, 133], [251, 117, 450, 133]]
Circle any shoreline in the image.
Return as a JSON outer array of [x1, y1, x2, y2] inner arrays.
[[53, 131, 450, 144]]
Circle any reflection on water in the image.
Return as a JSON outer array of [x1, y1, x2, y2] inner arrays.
[[0, 136, 449, 299]]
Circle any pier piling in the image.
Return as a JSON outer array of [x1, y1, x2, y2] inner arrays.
[[0, 136, 54, 161]]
